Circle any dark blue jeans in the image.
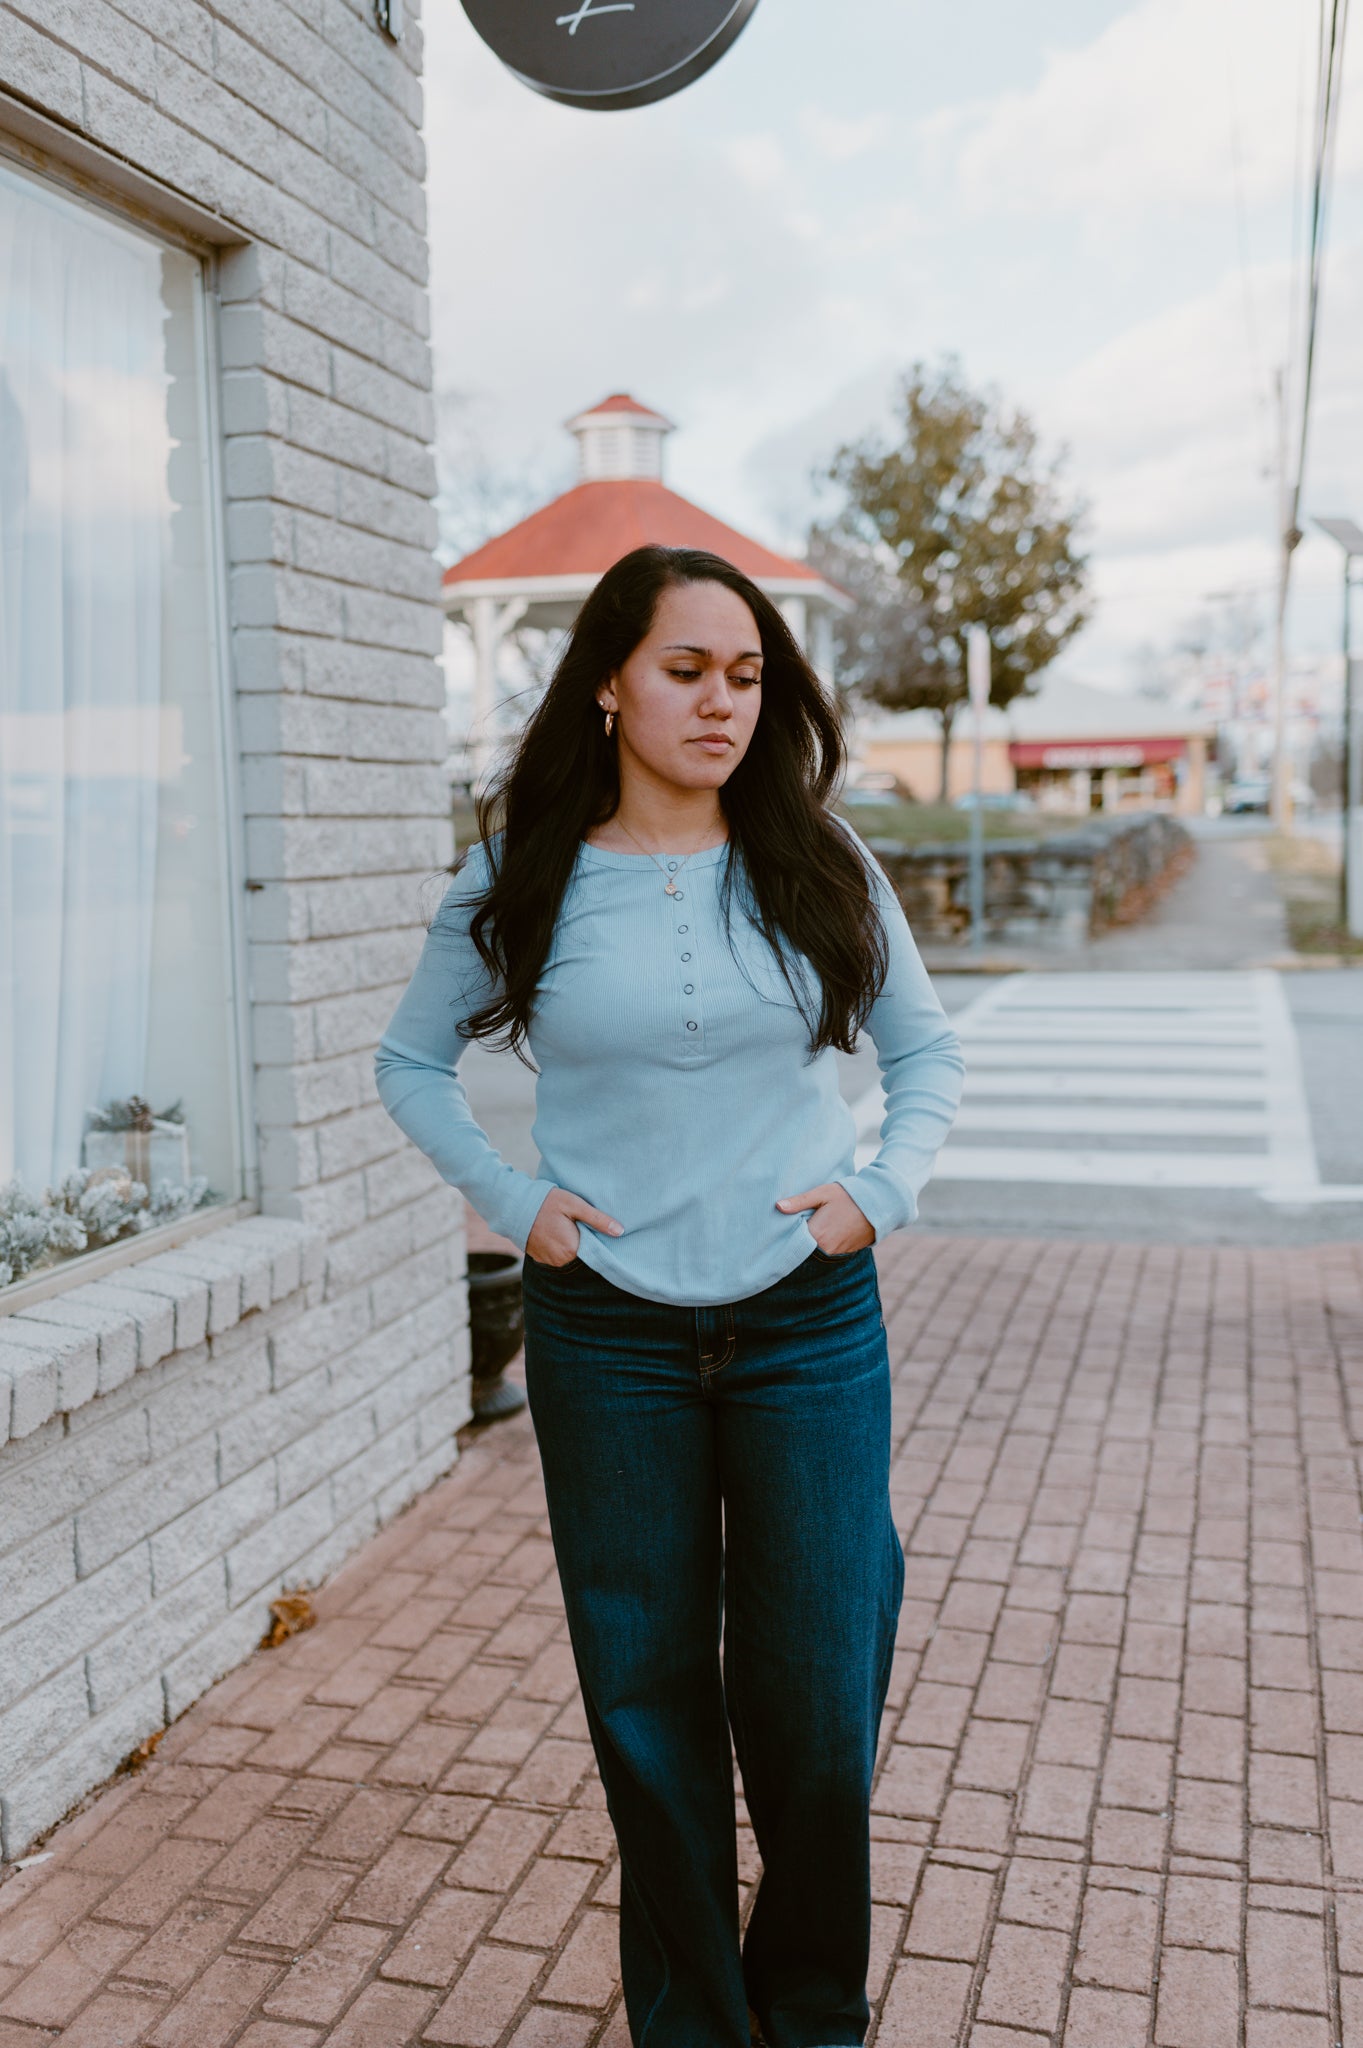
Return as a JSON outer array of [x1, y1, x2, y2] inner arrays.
[[521, 1244, 904, 2048]]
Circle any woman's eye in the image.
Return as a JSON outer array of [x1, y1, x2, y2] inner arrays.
[[733, 674, 760, 687], [670, 668, 701, 681]]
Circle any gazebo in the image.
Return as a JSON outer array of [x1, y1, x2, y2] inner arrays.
[[442, 394, 849, 767]]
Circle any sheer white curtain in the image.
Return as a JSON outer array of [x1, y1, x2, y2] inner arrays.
[[0, 163, 166, 1191]]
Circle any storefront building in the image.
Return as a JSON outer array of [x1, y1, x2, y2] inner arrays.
[[0, 0, 463, 1854], [857, 678, 1212, 816]]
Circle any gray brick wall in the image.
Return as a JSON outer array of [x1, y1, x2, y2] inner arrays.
[[0, 0, 470, 1852]]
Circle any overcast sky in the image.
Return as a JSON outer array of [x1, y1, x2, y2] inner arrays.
[[424, 0, 1363, 689]]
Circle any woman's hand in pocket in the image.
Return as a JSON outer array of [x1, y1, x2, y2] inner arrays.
[[775, 1183, 874, 1256], [526, 1188, 623, 1268]]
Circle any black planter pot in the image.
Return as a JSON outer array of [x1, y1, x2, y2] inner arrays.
[[466, 1250, 527, 1422]]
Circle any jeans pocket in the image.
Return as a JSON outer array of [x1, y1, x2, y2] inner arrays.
[[810, 1243, 861, 1264], [526, 1253, 582, 1275]]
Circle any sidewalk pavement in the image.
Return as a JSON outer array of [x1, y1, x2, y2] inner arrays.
[[918, 826, 1296, 975], [2, 1231, 1363, 2048]]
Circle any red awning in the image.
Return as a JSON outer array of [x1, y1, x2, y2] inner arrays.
[[1009, 737, 1187, 770]]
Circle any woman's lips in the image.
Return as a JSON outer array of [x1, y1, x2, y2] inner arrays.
[[690, 736, 733, 752]]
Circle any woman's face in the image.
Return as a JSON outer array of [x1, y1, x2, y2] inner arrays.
[[600, 580, 763, 795]]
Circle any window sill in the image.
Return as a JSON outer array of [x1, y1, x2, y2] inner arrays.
[[0, 1214, 326, 1446]]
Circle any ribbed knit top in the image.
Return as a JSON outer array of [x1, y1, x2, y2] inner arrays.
[[374, 823, 964, 1307]]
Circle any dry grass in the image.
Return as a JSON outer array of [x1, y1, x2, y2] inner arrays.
[[1264, 832, 1363, 959]]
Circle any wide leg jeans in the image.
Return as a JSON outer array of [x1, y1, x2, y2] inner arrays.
[[521, 1244, 904, 2048]]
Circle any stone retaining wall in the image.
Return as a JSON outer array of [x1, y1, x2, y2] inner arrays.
[[869, 814, 1193, 950]]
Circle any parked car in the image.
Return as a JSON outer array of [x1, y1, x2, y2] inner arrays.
[[1223, 777, 1272, 814]]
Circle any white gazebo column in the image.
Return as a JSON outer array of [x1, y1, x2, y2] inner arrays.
[[468, 595, 529, 778], [809, 607, 835, 690], [778, 596, 808, 656]]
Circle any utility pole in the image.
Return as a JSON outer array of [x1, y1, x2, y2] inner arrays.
[[967, 626, 989, 955], [1271, 367, 1301, 831]]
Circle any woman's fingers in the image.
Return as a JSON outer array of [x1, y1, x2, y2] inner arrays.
[[775, 1186, 829, 1213], [561, 1194, 624, 1237]]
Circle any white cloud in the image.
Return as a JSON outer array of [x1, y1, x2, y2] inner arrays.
[[927, 0, 1363, 219], [798, 110, 889, 162]]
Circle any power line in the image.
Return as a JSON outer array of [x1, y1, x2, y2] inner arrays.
[[1271, 0, 1350, 825], [1288, 0, 1350, 547]]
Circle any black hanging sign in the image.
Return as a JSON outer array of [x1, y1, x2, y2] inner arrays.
[[460, 0, 762, 111]]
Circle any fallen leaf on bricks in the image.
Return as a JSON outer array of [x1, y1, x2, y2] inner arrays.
[[262, 1589, 316, 1648], [123, 1729, 164, 1774]]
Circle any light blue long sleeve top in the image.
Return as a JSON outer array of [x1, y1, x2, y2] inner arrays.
[[374, 823, 964, 1307]]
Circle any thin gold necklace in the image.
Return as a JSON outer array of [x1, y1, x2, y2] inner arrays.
[[613, 817, 724, 896]]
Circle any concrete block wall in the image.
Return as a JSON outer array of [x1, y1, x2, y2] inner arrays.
[[0, 1219, 469, 1859], [0, 0, 469, 1851]]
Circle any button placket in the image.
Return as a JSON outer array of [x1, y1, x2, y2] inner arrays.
[[673, 909, 702, 1051]]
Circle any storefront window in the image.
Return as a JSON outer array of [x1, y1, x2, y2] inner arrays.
[[0, 159, 246, 1289]]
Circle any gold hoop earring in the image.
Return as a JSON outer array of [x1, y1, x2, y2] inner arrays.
[[603, 709, 616, 738]]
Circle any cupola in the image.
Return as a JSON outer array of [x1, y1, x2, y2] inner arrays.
[[565, 392, 674, 483]]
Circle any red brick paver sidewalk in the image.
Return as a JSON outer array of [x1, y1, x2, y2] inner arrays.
[[3, 1234, 1363, 2048]]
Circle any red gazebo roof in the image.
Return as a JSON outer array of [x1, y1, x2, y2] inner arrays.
[[443, 478, 821, 589]]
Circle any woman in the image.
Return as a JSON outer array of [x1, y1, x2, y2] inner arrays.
[[375, 545, 963, 2048]]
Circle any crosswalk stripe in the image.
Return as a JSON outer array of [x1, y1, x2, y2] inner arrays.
[[853, 969, 1328, 1201]]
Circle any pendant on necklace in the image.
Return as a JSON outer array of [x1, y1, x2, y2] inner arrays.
[[664, 880, 678, 895]]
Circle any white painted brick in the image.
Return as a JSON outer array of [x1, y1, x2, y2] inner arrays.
[[167, 1237, 274, 1317], [161, 1598, 269, 1722], [0, 1676, 164, 1863], [86, 1558, 227, 1716], [286, 385, 388, 476], [150, 1462, 278, 1597], [296, 639, 443, 710], [315, 1103, 399, 1180], [0, 9, 85, 123], [302, 759, 448, 817], [220, 1218, 318, 1301], [325, 1209, 416, 1299], [147, 1343, 268, 1459], [330, 1412, 420, 1523], [369, 1251, 462, 1334], [19, 1297, 140, 1396], [76, 1437, 218, 1580], [225, 1478, 334, 1607], [0, 1524, 78, 1633], [277, 1403, 376, 1508], [258, 1122, 320, 1194], [94, 1263, 209, 1353], [383, 429, 439, 501], [0, 1662, 91, 1787], [0, 1548, 151, 1716], [342, 583, 444, 658], [364, 1148, 446, 1225], [76, 1279, 176, 1367], [375, 1438, 459, 1528], [289, 1499, 379, 1603], [217, 1362, 334, 1483], [268, 1288, 373, 1391], [0, 1342, 59, 1440], [0, 1319, 99, 1413], [220, 305, 330, 395], [246, 815, 448, 881], [0, 1408, 149, 1557]]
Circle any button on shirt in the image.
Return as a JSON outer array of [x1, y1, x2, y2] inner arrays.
[[374, 825, 965, 1307]]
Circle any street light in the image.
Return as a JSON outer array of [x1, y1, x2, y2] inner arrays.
[[1313, 517, 1363, 938]]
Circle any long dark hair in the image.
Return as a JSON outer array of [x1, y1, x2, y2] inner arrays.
[[463, 544, 888, 1062]]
